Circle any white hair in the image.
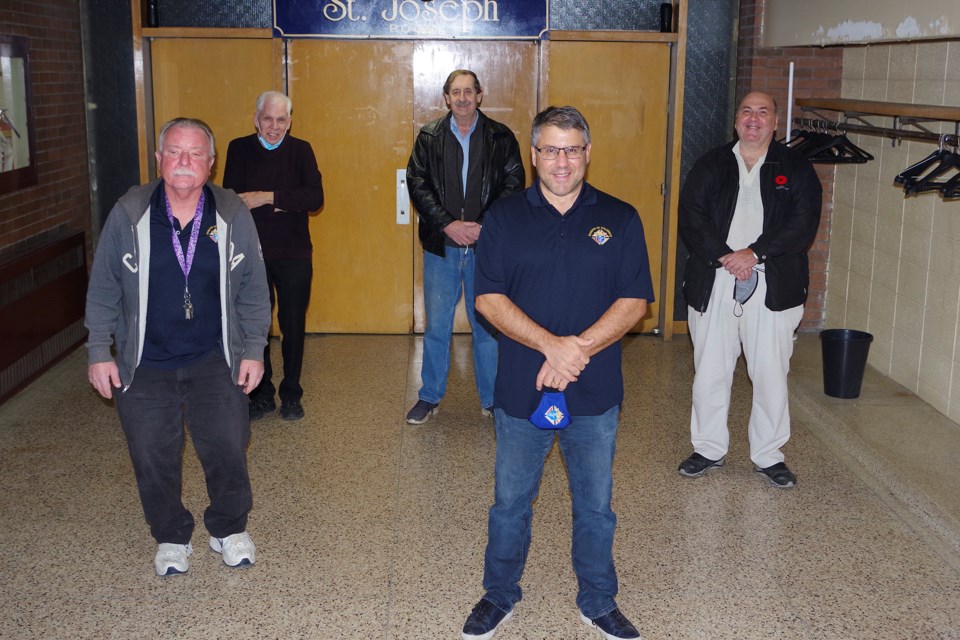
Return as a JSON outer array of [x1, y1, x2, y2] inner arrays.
[[256, 91, 292, 116], [158, 117, 216, 157]]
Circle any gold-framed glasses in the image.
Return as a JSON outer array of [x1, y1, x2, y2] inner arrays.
[[535, 145, 586, 160]]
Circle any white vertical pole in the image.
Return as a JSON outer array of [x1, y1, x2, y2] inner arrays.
[[786, 61, 794, 143]]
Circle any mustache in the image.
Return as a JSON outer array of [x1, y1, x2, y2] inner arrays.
[[171, 168, 198, 177]]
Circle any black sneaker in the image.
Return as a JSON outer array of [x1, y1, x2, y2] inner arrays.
[[248, 397, 276, 421], [405, 399, 439, 424], [461, 599, 513, 640], [678, 452, 725, 478], [754, 462, 797, 488], [580, 608, 641, 639], [280, 399, 305, 421]]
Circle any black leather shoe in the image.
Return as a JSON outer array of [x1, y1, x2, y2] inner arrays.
[[754, 462, 797, 488], [280, 399, 305, 421], [580, 608, 641, 639], [461, 598, 513, 640], [248, 397, 276, 421], [678, 452, 724, 478]]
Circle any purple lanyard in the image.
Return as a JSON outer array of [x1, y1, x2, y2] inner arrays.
[[164, 190, 205, 319]]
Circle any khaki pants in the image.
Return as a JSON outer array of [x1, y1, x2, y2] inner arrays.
[[687, 271, 804, 468]]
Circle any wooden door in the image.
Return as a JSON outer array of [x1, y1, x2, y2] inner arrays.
[[150, 38, 280, 184], [147, 37, 670, 335], [411, 41, 538, 333], [542, 41, 670, 333], [289, 40, 416, 333]]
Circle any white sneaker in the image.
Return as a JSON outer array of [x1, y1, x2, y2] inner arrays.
[[154, 542, 192, 576], [209, 532, 256, 567]]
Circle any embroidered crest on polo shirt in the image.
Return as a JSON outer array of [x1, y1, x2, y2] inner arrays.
[[206, 225, 219, 243], [589, 226, 612, 245]]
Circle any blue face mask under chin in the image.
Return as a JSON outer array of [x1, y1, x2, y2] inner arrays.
[[258, 134, 285, 151]]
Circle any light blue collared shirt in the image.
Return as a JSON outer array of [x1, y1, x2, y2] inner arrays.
[[450, 113, 479, 194]]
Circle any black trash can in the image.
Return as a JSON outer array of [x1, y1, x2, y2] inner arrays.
[[820, 329, 873, 399]]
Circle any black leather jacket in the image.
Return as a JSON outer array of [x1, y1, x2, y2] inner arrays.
[[406, 110, 525, 257], [679, 140, 822, 312]]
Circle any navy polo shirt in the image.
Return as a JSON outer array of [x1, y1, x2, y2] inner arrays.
[[141, 183, 223, 369], [475, 182, 655, 418]]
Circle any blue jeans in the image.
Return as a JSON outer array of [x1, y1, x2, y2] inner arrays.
[[482, 406, 621, 619], [420, 248, 497, 408]]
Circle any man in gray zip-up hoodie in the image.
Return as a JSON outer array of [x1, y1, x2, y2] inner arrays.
[[85, 118, 271, 577]]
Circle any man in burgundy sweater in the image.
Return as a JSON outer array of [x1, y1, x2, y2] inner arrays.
[[223, 91, 324, 421]]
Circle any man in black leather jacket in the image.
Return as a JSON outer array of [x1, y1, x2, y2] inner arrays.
[[677, 91, 822, 488], [404, 69, 525, 425]]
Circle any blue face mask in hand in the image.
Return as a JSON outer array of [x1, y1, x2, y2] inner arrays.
[[733, 269, 759, 317], [529, 390, 571, 430]]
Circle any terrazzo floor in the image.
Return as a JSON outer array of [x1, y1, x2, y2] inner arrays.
[[1, 333, 958, 639]]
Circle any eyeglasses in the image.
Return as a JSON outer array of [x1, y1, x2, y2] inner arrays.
[[535, 145, 586, 160]]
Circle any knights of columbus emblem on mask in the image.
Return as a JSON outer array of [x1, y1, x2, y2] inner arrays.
[[544, 404, 565, 426]]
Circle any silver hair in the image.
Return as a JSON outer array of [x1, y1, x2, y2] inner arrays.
[[157, 117, 216, 158], [531, 106, 591, 147], [256, 91, 293, 116]]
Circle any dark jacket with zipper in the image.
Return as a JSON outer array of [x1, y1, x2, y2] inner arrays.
[[406, 109, 525, 257], [679, 139, 822, 313]]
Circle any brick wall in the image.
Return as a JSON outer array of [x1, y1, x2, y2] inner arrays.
[[736, 0, 842, 330], [0, 0, 91, 257]]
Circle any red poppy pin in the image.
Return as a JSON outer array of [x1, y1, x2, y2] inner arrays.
[[775, 175, 788, 185]]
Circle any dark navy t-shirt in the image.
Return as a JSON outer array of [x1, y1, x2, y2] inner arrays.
[[475, 182, 655, 417], [141, 184, 223, 369]]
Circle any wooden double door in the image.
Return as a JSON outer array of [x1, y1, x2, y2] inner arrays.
[[150, 37, 669, 334]]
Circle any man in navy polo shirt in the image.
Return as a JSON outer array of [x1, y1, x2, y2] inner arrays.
[[460, 106, 654, 640]]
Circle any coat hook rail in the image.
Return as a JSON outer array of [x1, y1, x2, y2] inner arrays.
[[792, 115, 960, 148], [793, 98, 960, 148]]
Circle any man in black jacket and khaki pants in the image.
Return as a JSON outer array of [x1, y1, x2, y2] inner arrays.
[[404, 69, 525, 425], [677, 91, 822, 488]]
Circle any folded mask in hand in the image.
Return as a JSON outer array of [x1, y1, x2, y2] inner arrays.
[[733, 269, 759, 305], [529, 390, 570, 430]]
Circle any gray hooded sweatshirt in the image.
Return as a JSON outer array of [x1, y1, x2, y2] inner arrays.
[[85, 179, 271, 389]]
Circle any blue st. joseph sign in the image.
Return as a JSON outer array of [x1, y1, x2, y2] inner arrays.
[[274, 0, 548, 39]]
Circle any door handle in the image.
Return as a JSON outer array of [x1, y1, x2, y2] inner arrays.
[[396, 169, 410, 225]]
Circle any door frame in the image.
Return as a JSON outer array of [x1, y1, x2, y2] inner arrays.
[[545, 26, 688, 339], [130, 2, 688, 339]]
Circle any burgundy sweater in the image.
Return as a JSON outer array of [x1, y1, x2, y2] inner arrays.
[[223, 134, 324, 260]]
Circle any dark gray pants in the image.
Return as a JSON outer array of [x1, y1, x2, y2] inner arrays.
[[252, 257, 312, 404], [115, 351, 252, 544]]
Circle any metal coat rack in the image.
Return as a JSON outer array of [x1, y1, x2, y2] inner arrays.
[[791, 99, 960, 199], [792, 98, 960, 148]]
